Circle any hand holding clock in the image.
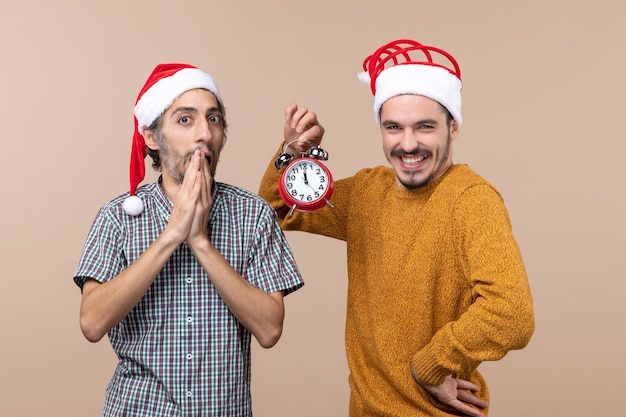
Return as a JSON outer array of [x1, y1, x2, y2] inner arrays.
[[277, 104, 333, 215], [284, 103, 325, 156]]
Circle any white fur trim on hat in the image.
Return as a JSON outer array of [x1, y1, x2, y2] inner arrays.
[[362, 64, 462, 125], [134, 67, 223, 135]]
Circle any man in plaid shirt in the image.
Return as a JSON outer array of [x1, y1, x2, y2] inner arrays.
[[74, 63, 322, 416]]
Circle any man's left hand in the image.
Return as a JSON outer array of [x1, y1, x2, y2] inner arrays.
[[412, 368, 489, 417]]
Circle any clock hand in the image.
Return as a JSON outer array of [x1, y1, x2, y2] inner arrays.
[[302, 168, 318, 192]]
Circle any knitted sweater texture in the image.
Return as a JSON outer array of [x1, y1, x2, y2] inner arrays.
[[259, 158, 534, 416]]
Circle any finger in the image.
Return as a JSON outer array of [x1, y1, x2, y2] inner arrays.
[[191, 151, 208, 203], [200, 153, 212, 205], [453, 378, 481, 393], [178, 150, 200, 193], [448, 399, 486, 417], [298, 123, 325, 145], [285, 103, 299, 123], [457, 390, 489, 409], [293, 109, 317, 133], [290, 106, 310, 130]]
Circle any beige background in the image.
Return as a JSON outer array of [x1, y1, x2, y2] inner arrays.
[[1, 1, 624, 416]]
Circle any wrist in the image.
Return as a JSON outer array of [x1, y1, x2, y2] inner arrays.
[[187, 233, 211, 255]]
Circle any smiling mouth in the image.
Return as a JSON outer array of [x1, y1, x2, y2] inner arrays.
[[400, 154, 427, 166]]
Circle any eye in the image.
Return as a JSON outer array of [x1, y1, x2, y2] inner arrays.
[[179, 116, 191, 125], [208, 114, 222, 124]]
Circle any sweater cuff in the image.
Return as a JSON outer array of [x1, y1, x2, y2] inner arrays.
[[411, 344, 451, 386]]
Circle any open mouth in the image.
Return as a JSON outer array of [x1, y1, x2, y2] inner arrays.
[[400, 154, 427, 167]]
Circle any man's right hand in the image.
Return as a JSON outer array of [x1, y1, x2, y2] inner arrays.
[[165, 149, 206, 246], [283, 103, 325, 156]]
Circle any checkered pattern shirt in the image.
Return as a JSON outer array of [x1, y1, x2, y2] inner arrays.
[[74, 180, 303, 417]]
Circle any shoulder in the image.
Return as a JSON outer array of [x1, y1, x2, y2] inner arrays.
[[441, 165, 510, 220], [215, 182, 275, 215], [339, 165, 395, 187], [217, 182, 269, 204], [444, 164, 494, 187], [354, 165, 395, 180], [440, 165, 502, 199], [93, 182, 160, 224]]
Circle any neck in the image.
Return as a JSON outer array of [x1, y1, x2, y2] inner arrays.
[[157, 172, 180, 203], [158, 173, 215, 204]]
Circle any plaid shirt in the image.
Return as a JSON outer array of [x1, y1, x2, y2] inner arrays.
[[74, 180, 303, 417]]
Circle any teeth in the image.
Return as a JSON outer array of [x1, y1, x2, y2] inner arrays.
[[402, 154, 426, 164]]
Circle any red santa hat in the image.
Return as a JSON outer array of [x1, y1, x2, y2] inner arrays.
[[357, 39, 462, 125], [123, 63, 223, 215]]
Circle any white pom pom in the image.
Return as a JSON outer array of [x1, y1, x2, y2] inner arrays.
[[123, 195, 144, 216], [357, 71, 371, 84]]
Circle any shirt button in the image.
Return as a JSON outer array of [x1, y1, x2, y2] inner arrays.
[[186, 390, 192, 398], [186, 353, 193, 360], [186, 316, 193, 323], [186, 276, 193, 284]]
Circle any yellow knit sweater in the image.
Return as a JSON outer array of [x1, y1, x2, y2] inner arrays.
[[259, 157, 535, 416]]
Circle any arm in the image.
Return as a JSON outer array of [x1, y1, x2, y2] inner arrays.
[[80, 232, 181, 343], [259, 103, 351, 240], [79, 150, 206, 342], [186, 148, 286, 348], [189, 238, 286, 348], [412, 185, 535, 383]]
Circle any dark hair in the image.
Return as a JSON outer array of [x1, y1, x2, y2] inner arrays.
[[145, 115, 164, 171], [440, 103, 454, 126], [145, 96, 228, 171]]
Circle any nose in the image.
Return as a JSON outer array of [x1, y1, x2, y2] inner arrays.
[[399, 129, 419, 152], [196, 118, 213, 143]]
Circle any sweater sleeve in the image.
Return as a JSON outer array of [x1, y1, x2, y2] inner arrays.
[[411, 184, 535, 385], [258, 146, 350, 241]]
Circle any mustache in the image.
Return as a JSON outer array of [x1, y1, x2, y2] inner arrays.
[[390, 142, 428, 158], [391, 148, 430, 158], [183, 148, 212, 165]]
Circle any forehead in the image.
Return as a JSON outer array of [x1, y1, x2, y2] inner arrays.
[[167, 88, 219, 112], [380, 94, 445, 120]]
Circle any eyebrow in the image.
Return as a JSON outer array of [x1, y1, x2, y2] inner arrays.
[[381, 118, 439, 126], [170, 106, 222, 116]]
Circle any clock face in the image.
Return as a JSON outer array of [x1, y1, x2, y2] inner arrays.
[[279, 158, 333, 212]]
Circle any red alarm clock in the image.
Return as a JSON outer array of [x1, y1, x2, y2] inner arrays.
[[275, 141, 334, 216]]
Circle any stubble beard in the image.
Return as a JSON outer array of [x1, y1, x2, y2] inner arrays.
[[156, 131, 218, 184], [393, 134, 452, 190]]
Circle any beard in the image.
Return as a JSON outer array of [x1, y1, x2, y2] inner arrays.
[[390, 134, 452, 190], [156, 130, 219, 184]]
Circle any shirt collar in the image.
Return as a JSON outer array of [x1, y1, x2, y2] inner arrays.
[[153, 175, 219, 212]]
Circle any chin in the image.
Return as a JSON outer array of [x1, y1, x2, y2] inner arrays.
[[397, 172, 430, 190]]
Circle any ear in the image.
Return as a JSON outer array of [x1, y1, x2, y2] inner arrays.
[[142, 128, 159, 151], [450, 120, 461, 141]]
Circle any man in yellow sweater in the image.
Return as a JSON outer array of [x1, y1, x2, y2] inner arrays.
[[259, 39, 535, 417]]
